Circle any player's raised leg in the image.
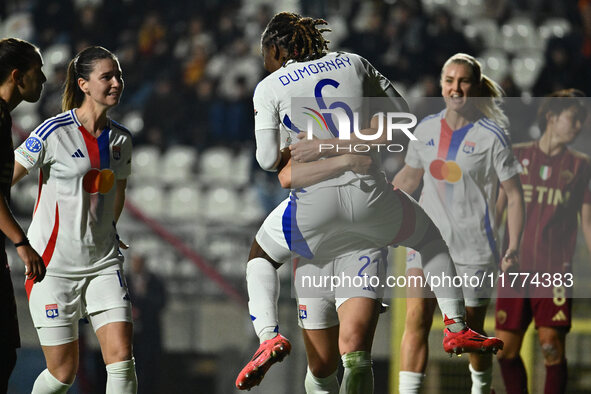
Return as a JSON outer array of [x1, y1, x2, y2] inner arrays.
[[236, 238, 292, 390]]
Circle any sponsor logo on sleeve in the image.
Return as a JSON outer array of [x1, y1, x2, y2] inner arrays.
[[16, 147, 36, 166]]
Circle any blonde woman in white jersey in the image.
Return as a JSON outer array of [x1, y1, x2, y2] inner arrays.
[[392, 53, 525, 394], [237, 14, 504, 393], [12, 46, 137, 394]]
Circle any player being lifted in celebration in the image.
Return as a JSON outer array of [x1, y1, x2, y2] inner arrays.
[[392, 53, 525, 394], [13, 46, 137, 394], [495, 89, 590, 394], [0, 37, 47, 394], [237, 13, 504, 392]]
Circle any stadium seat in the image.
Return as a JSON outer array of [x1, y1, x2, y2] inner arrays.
[[501, 17, 541, 53], [239, 186, 266, 223], [511, 51, 544, 93], [43, 43, 71, 80], [166, 184, 202, 219], [452, 0, 485, 20], [421, 0, 453, 14], [229, 148, 253, 187], [463, 17, 500, 49], [199, 146, 234, 185], [128, 184, 166, 218], [161, 145, 198, 184], [203, 186, 241, 223], [132, 145, 161, 182], [539, 18, 572, 44], [477, 50, 509, 82]]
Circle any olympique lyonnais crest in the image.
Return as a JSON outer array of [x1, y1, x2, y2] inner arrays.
[[298, 304, 307, 319], [463, 141, 476, 154], [112, 145, 121, 160], [539, 165, 552, 181], [45, 304, 59, 319]]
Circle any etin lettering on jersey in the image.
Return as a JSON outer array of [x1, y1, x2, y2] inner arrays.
[[522, 184, 570, 206], [277, 56, 353, 86], [299, 304, 307, 319], [45, 304, 59, 318]]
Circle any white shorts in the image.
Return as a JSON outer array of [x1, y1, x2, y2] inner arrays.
[[295, 248, 388, 330], [29, 269, 132, 346], [406, 248, 496, 307], [256, 181, 431, 264]]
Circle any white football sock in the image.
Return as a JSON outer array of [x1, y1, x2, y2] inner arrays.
[[340, 351, 373, 394], [31, 369, 71, 394], [469, 363, 492, 394], [399, 371, 425, 394], [304, 366, 339, 394], [247, 257, 280, 342], [418, 239, 466, 331], [106, 359, 137, 394]]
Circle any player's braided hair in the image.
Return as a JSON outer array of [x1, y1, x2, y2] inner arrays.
[[0, 38, 41, 84], [62, 46, 119, 111], [261, 12, 330, 63]]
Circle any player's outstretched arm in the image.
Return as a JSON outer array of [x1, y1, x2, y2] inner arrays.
[[289, 116, 388, 162], [500, 175, 524, 272], [278, 155, 373, 189], [392, 164, 424, 195]]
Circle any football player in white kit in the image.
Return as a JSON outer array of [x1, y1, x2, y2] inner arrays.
[[237, 13, 504, 392], [391, 53, 525, 394], [12, 46, 137, 394]]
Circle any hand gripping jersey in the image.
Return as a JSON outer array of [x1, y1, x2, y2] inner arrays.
[[253, 52, 406, 189], [405, 110, 521, 264], [509, 141, 591, 273], [15, 109, 132, 278]]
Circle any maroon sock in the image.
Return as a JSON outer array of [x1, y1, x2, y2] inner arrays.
[[545, 360, 567, 394], [498, 357, 528, 393]]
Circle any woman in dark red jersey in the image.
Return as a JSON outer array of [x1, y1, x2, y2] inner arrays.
[[0, 37, 46, 394], [495, 89, 590, 394]]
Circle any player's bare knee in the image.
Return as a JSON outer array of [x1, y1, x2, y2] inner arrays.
[[48, 364, 77, 385], [104, 345, 133, 365], [540, 342, 563, 365], [308, 361, 338, 379]]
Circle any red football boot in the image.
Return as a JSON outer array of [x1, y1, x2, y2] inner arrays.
[[236, 334, 291, 390], [443, 327, 504, 355]]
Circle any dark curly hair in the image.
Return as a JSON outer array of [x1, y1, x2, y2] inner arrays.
[[261, 12, 330, 63]]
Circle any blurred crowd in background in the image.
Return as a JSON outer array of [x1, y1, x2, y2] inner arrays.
[[2, 0, 591, 152]]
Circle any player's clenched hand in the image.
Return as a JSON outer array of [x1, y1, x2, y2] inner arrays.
[[501, 249, 519, 273], [289, 133, 322, 162], [345, 154, 374, 174], [18, 245, 46, 282]]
